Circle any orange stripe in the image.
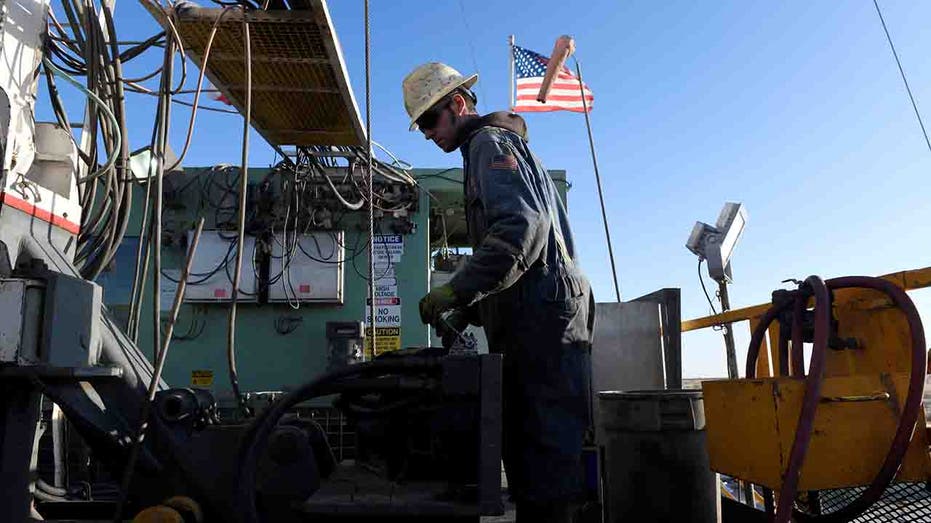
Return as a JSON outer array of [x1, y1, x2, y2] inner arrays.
[[0, 192, 80, 234]]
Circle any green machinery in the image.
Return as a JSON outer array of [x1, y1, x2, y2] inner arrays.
[[97, 166, 568, 406]]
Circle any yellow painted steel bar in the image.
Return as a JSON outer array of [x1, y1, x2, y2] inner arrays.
[[682, 266, 931, 333]]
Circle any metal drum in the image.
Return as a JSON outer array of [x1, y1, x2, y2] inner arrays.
[[599, 390, 719, 522]]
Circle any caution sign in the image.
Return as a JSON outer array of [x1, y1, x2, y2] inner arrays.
[[191, 370, 213, 387], [364, 326, 401, 359]]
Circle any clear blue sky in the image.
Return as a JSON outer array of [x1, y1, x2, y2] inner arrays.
[[40, 1, 931, 378]]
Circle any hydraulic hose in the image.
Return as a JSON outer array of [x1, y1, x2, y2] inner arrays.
[[36, 479, 69, 498], [233, 356, 443, 523], [745, 275, 927, 523], [773, 276, 831, 522]]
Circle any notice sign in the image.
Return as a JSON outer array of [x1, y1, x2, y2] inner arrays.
[[191, 369, 213, 387], [373, 234, 404, 263]]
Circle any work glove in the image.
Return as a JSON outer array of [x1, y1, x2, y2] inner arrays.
[[419, 284, 459, 326], [436, 309, 469, 350]]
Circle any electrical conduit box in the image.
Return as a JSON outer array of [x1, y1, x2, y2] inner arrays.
[[0, 279, 44, 364], [268, 231, 344, 304]]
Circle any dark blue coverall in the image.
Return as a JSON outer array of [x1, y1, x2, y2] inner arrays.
[[447, 112, 595, 513]]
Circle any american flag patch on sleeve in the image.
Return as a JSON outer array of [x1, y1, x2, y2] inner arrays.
[[489, 154, 519, 170]]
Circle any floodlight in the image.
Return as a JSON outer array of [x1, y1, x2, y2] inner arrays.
[[685, 202, 748, 283], [129, 145, 182, 182]]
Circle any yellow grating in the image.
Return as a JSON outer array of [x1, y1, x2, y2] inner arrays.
[[159, 2, 365, 147]]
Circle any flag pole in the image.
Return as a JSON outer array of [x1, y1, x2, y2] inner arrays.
[[508, 35, 515, 110], [574, 58, 621, 302]]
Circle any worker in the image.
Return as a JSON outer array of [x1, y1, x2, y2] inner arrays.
[[403, 63, 595, 523]]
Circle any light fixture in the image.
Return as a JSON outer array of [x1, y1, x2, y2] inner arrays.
[[128, 145, 182, 182], [686, 202, 748, 283]]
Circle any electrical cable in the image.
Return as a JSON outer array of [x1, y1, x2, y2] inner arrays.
[[415, 174, 462, 185], [117, 31, 167, 63], [123, 84, 241, 114], [35, 479, 71, 499], [151, 35, 175, 363], [872, 0, 931, 154], [127, 85, 166, 342], [43, 59, 122, 182], [322, 171, 364, 210], [371, 140, 413, 171], [456, 0, 486, 112], [164, 6, 236, 172], [84, 3, 133, 281], [698, 258, 720, 316], [46, 0, 133, 281], [149, 0, 189, 95], [167, 306, 206, 341], [226, 11, 251, 416]]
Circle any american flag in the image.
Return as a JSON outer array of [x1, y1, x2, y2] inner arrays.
[[513, 45, 593, 113]]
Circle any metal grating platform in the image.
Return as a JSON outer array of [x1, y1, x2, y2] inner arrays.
[[796, 482, 931, 522], [158, 2, 365, 147]]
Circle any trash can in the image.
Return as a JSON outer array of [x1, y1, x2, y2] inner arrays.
[[599, 390, 720, 522]]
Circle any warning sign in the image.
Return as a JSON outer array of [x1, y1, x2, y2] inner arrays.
[[364, 234, 404, 358], [364, 327, 401, 359], [364, 299, 402, 327], [367, 326, 400, 336], [368, 297, 400, 306], [191, 370, 213, 387]]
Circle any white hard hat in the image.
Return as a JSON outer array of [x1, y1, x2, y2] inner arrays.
[[402, 62, 478, 131]]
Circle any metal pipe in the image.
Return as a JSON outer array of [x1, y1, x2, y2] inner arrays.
[[508, 35, 515, 109], [717, 281, 739, 379], [161, 218, 205, 356], [574, 59, 621, 302], [51, 404, 65, 488], [718, 282, 753, 505], [113, 218, 205, 521]]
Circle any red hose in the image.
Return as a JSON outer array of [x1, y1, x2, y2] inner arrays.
[[744, 275, 927, 523], [773, 276, 831, 523], [745, 303, 789, 379], [790, 292, 806, 378]]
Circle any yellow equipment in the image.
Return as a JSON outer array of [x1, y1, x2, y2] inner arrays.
[[685, 266, 931, 522]]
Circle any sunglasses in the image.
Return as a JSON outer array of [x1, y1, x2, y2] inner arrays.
[[416, 99, 452, 131]]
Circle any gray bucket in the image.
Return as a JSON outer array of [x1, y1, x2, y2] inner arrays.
[[599, 390, 720, 523]]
